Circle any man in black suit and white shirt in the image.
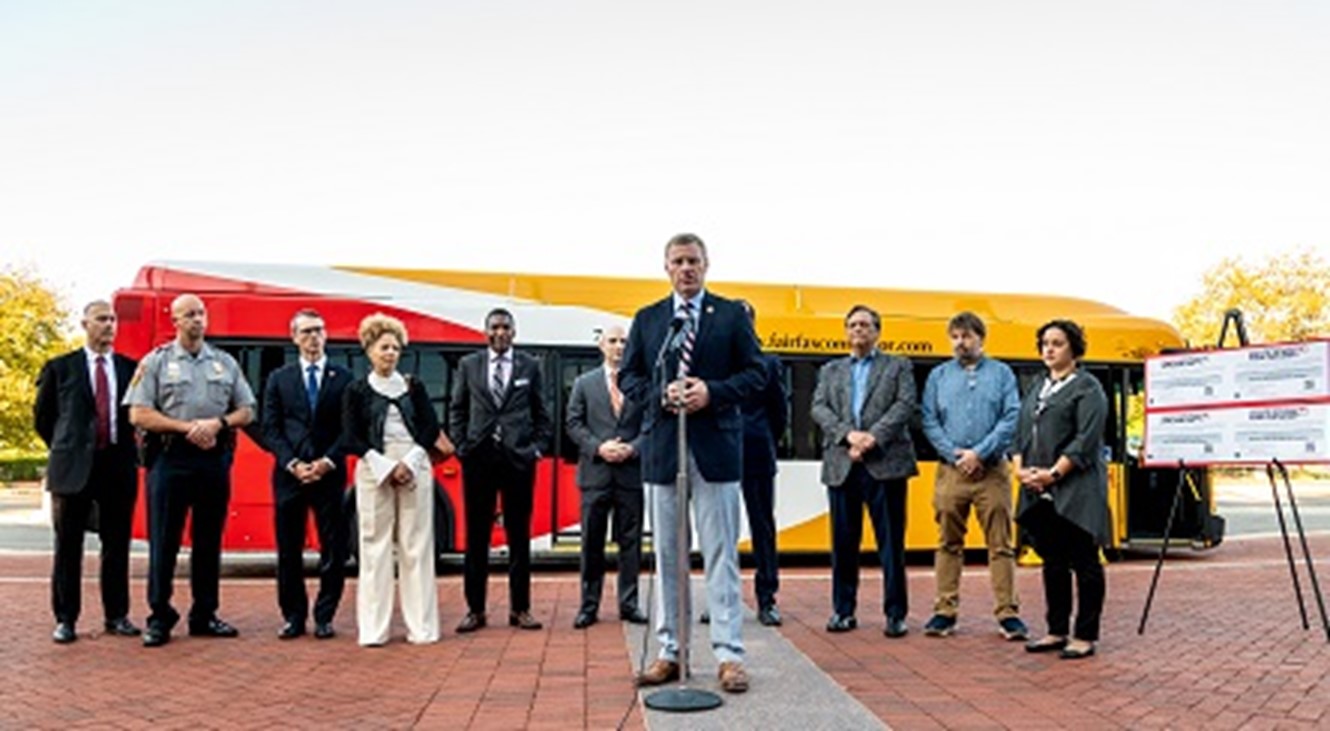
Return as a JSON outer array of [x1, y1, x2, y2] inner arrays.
[[450, 308, 552, 633], [566, 323, 648, 629], [261, 309, 351, 640], [33, 300, 141, 643]]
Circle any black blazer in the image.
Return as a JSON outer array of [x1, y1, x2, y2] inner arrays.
[[341, 375, 441, 459], [33, 349, 138, 495], [619, 292, 766, 484], [448, 350, 553, 469], [742, 353, 788, 479], [261, 361, 352, 502]]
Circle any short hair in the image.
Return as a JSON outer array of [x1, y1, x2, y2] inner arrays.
[[358, 313, 408, 350], [82, 300, 112, 316], [947, 311, 986, 340], [289, 308, 323, 333], [736, 299, 756, 322], [664, 233, 708, 259], [485, 307, 515, 328], [845, 304, 880, 331], [1036, 319, 1087, 359]]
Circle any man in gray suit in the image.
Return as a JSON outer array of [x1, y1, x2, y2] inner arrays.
[[811, 304, 918, 638], [566, 324, 648, 629]]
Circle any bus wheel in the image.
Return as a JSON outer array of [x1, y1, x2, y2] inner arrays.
[[433, 480, 456, 573], [343, 488, 360, 574]]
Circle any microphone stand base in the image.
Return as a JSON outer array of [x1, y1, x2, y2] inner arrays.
[[643, 686, 724, 713]]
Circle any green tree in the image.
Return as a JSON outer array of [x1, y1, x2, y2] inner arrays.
[[0, 265, 74, 453], [1173, 248, 1330, 347]]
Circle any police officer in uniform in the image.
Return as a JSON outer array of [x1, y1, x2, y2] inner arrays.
[[126, 293, 256, 647]]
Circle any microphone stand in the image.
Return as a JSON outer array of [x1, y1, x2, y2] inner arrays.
[[644, 321, 723, 713]]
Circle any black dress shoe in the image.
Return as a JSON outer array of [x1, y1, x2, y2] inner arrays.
[[884, 618, 908, 638], [189, 618, 239, 638], [619, 608, 648, 625], [573, 611, 597, 629], [52, 622, 77, 644], [456, 613, 486, 633], [104, 617, 141, 637], [509, 611, 543, 630], [826, 614, 857, 633], [1059, 642, 1096, 660], [278, 621, 305, 640], [142, 627, 171, 647], [758, 605, 783, 627], [1025, 636, 1069, 654], [314, 622, 336, 639]]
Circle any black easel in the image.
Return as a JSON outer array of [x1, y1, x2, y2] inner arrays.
[[1268, 459, 1330, 642], [1138, 310, 1330, 642]]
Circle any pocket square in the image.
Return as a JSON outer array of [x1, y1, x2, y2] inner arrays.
[[513, 378, 530, 387]]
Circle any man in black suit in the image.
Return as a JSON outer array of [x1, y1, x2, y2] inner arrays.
[[737, 300, 788, 626], [261, 309, 350, 640], [449, 308, 552, 633], [566, 323, 647, 629], [620, 233, 766, 694], [33, 300, 141, 643]]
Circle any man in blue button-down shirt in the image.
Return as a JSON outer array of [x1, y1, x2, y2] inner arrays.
[[920, 312, 1028, 641]]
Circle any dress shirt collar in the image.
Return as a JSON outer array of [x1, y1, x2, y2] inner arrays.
[[300, 355, 327, 372], [84, 346, 113, 364]]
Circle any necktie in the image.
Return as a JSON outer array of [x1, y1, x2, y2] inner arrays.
[[306, 364, 319, 412], [677, 302, 697, 378], [851, 358, 867, 428], [94, 355, 111, 449], [607, 368, 623, 417], [491, 357, 506, 405]]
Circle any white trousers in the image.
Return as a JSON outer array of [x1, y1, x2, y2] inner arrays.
[[355, 439, 438, 645], [648, 453, 745, 665]]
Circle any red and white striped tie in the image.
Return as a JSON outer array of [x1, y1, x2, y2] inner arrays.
[[677, 302, 697, 378]]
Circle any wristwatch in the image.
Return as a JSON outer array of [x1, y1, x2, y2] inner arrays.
[[1049, 467, 1062, 482]]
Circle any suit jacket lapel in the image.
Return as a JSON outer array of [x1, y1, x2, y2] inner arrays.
[[75, 353, 95, 409], [694, 293, 715, 357], [314, 365, 342, 414]]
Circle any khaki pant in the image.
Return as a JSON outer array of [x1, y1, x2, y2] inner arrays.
[[933, 462, 1018, 619]]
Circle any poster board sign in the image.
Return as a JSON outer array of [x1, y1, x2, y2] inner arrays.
[[1144, 402, 1330, 466], [1145, 340, 1330, 410], [1143, 339, 1330, 467]]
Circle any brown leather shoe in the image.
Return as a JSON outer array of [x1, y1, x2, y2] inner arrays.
[[509, 611, 542, 630], [635, 659, 680, 687], [456, 613, 486, 633], [718, 661, 749, 693]]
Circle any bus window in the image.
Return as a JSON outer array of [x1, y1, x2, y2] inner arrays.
[[557, 350, 602, 462], [786, 358, 825, 461]]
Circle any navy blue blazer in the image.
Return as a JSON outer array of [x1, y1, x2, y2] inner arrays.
[[619, 291, 766, 484], [743, 353, 788, 479], [261, 361, 351, 502]]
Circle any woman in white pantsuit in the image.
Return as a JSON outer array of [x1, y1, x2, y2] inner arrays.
[[342, 314, 453, 646]]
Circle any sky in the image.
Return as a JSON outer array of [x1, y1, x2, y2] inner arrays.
[[2, 1, 1327, 326]]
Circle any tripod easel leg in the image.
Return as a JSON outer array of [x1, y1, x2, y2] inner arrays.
[[1273, 460, 1330, 642], [1138, 462, 1187, 635], [1266, 463, 1310, 631]]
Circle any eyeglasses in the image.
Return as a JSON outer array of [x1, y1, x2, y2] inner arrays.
[[297, 326, 325, 335]]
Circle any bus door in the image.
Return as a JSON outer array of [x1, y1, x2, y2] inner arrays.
[[1119, 366, 1224, 549]]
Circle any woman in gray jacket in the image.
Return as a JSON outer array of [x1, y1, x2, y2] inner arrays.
[[1014, 319, 1109, 660]]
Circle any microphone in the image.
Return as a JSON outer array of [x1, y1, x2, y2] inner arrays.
[[669, 310, 688, 333]]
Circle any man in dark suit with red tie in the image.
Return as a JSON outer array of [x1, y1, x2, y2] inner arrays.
[[261, 309, 351, 640], [620, 233, 766, 694], [33, 300, 141, 643], [450, 308, 553, 633]]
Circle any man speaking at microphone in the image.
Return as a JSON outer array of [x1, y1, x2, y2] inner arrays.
[[619, 233, 765, 694]]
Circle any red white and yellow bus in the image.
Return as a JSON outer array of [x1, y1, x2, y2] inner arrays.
[[112, 261, 1224, 562]]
